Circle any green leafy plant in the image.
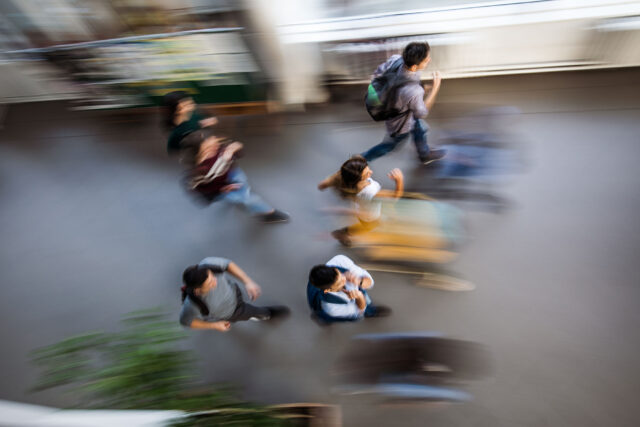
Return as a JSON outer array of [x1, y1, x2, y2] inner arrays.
[[31, 309, 286, 426]]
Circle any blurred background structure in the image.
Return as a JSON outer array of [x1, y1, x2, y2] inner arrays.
[[1, 0, 640, 109], [1, 1, 640, 427]]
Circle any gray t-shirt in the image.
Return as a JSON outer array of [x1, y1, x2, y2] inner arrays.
[[179, 257, 240, 327], [375, 55, 428, 136]]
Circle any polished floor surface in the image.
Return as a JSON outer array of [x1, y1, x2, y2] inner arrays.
[[1, 69, 640, 426]]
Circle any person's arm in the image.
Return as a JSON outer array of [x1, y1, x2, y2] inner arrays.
[[388, 168, 403, 199], [318, 170, 340, 191], [372, 168, 404, 200], [344, 289, 367, 310], [189, 319, 231, 332], [344, 270, 373, 290], [328, 255, 375, 289], [222, 141, 243, 160], [199, 117, 218, 128], [200, 257, 230, 271], [359, 276, 373, 290], [180, 304, 230, 332], [344, 271, 373, 291], [423, 71, 442, 112], [227, 261, 261, 300]]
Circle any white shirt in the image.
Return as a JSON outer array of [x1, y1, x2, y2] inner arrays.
[[321, 255, 374, 319], [355, 178, 382, 222]]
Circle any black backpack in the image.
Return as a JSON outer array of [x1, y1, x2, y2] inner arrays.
[[365, 57, 416, 121]]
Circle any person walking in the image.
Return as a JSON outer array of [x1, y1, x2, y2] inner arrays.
[[361, 42, 446, 165], [180, 257, 289, 331]]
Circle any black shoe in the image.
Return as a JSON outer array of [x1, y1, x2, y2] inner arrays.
[[267, 305, 290, 320], [364, 304, 392, 318], [260, 210, 290, 223], [421, 149, 447, 165]]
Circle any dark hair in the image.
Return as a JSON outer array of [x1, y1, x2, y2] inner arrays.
[[163, 91, 191, 130], [181, 265, 212, 316], [402, 42, 430, 68], [340, 155, 369, 191], [309, 265, 339, 290]]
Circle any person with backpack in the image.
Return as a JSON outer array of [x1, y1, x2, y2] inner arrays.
[[307, 255, 391, 323], [362, 42, 446, 165], [181, 128, 290, 223], [180, 257, 289, 331]]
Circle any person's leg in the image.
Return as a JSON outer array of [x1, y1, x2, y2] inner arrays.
[[364, 304, 392, 317], [333, 218, 380, 246], [414, 119, 447, 164], [346, 219, 380, 235], [229, 301, 272, 321], [412, 119, 430, 161], [362, 290, 392, 317], [227, 285, 272, 321], [220, 167, 274, 215], [361, 132, 409, 162]]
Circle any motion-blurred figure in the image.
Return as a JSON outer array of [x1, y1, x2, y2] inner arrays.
[[163, 90, 218, 154], [182, 129, 290, 223], [307, 254, 391, 324], [317, 155, 464, 274], [407, 105, 526, 211], [180, 257, 289, 332], [361, 42, 446, 165], [333, 333, 492, 403], [318, 155, 403, 245]]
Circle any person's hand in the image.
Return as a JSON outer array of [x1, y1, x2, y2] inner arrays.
[[226, 141, 243, 153], [220, 183, 243, 193], [199, 117, 218, 127], [432, 71, 442, 91], [344, 288, 367, 310], [213, 321, 231, 332], [222, 141, 243, 160], [244, 280, 262, 301], [342, 288, 363, 300], [344, 271, 360, 285], [388, 168, 404, 183]]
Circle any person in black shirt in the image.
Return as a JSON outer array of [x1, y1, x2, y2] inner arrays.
[[163, 91, 218, 154]]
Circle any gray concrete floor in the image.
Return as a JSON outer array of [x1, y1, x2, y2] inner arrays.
[[1, 69, 640, 426]]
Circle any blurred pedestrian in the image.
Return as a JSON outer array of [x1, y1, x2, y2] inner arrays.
[[163, 91, 218, 154], [318, 155, 402, 245], [180, 257, 289, 331], [183, 129, 289, 223], [307, 255, 391, 323], [362, 42, 446, 164]]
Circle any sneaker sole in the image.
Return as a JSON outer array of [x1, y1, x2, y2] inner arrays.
[[422, 157, 444, 165]]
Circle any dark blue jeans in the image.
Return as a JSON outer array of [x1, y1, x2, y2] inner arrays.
[[362, 119, 429, 162]]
